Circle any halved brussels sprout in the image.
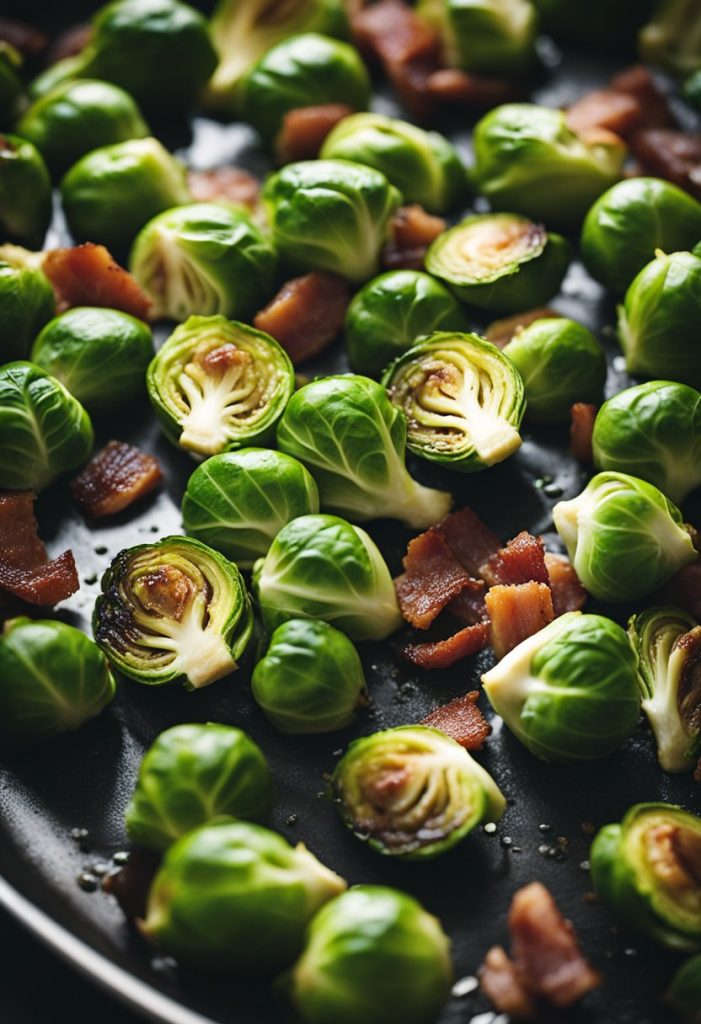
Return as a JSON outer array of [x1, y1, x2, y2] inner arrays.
[[276, 375, 451, 528], [182, 448, 319, 569], [0, 617, 115, 746], [320, 113, 465, 215], [147, 316, 294, 459], [0, 43, 22, 126], [668, 953, 701, 1020], [0, 134, 52, 248], [130, 201, 276, 321], [332, 725, 505, 859], [592, 381, 701, 505], [425, 214, 570, 313], [93, 535, 253, 690], [482, 612, 641, 762], [263, 160, 402, 283], [125, 723, 273, 850], [591, 802, 701, 950], [383, 331, 525, 472], [252, 513, 402, 642], [418, 0, 538, 76], [288, 885, 453, 1024], [553, 472, 697, 603], [141, 818, 347, 971], [0, 361, 93, 491], [639, 0, 701, 77], [0, 246, 55, 361]]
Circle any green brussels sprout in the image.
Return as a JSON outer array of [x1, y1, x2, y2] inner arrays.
[[61, 137, 190, 252], [425, 213, 570, 313], [0, 617, 115, 746], [553, 472, 697, 603], [683, 68, 701, 111], [130, 201, 276, 321], [0, 246, 56, 361], [288, 885, 452, 1024], [668, 953, 701, 1020], [182, 448, 319, 569], [0, 43, 23, 126], [252, 514, 402, 642], [147, 316, 294, 458], [639, 0, 701, 78], [276, 375, 451, 528], [332, 725, 505, 859], [93, 535, 253, 690], [482, 611, 641, 762], [617, 250, 701, 389], [592, 381, 701, 505], [0, 361, 93, 490], [417, 0, 538, 76], [534, 0, 653, 48], [471, 104, 626, 229], [252, 619, 367, 734], [31, 307, 154, 415], [591, 802, 701, 950], [581, 179, 701, 294], [320, 113, 465, 215], [125, 723, 273, 850], [263, 160, 402, 283], [383, 331, 525, 471], [0, 134, 52, 248], [141, 818, 347, 970], [503, 317, 606, 423]]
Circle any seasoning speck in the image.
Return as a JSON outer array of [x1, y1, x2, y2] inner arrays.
[[500, 836, 513, 848], [286, 814, 298, 826], [483, 822, 497, 835], [112, 850, 130, 865], [538, 823, 552, 834], [580, 859, 591, 872]]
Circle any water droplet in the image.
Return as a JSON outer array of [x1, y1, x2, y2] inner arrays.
[[94, 546, 108, 556], [77, 872, 98, 893], [612, 356, 626, 372], [500, 836, 513, 848], [112, 850, 130, 865], [451, 975, 479, 998], [543, 483, 563, 498], [84, 574, 97, 586], [538, 823, 552, 834], [580, 859, 591, 872], [624, 947, 638, 957], [286, 814, 298, 826], [483, 822, 497, 835], [89, 861, 111, 877]]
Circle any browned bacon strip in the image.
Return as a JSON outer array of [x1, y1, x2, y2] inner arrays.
[[484, 531, 549, 587], [570, 402, 597, 464], [383, 204, 446, 270], [566, 90, 642, 139], [434, 506, 502, 578], [254, 272, 350, 365], [421, 690, 491, 750], [276, 104, 355, 163], [42, 244, 152, 322], [486, 582, 554, 660], [395, 529, 474, 630], [0, 492, 46, 570], [545, 552, 587, 616], [629, 130, 701, 202], [187, 167, 260, 210], [479, 945, 536, 1019], [426, 68, 518, 108], [0, 551, 79, 606], [402, 622, 490, 669], [0, 492, 79, 607], [71, 441, 163, 520], [610, 66, 674, 132], [447, 579, 488, 625], [485, 308, 558, 348]]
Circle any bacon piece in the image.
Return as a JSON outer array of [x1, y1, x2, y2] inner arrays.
[[657, 562, 701, 621], [426, 68, 518, 108], [383, 204, 446, 270], [479, 945, 537, 1019], [43, 244, 151, 321], [0, 492, 79, 608], [610, 66, 674, 132], [484, 531, 549, 588], [402, 622, 490, 669], [629, 130, 701, 202], [187, 167, 260, 210], [485, 308, 558, 348], [434, 506, 502, 579], [570, 402, 597, 464], [253, 272, 350, 365], [395, 529, 474, 630], [103, 850, 160, 922], [421, 691, 491, 750], [0, 492, 46, 571], [566, 66, 672, 141], [486, 582, 554, 660], [0, 551, 79, 606], [46, 22, 91, 65], [447, 579, 488, 624], [276, 104, 355, 163], [0, 17, 47, 57], [70, 441, 163, 520], [545, 553, 587, 616]]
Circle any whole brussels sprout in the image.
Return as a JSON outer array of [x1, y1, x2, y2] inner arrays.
[[141, 818, 347, 970], [591, 802, 701, 950], [320, 113, 465, 214], [0, 247, 55, 361], [130, 202, 276, 321], [503, 317, 606, 422], [668, 953, 701, 1019], [639, 0, 701, 77], [592, 381, 701, 505], [288, 885, 452, 1024], [263, 160, 402, 283], [0, 43, 22, 126], [276, 375, 451, 528], [93, 535, 253, 690], [332, 725, 505, 858], [471, 104, 626, 229], [425, 214, 570, 313], [182, 449, 319, 569], [148, 316, 294, 458], [252, 514, 402, 642], [581, 178, 701, 294], [417, 0, 538, 76], [0, 361, 93, 490], [0, 134, 52, 248], [554, 472, 697, 603], [252, 619, 367, 734], [0, 618, 115, 746], [482, 612, 641, 762], [125, 723, 273, 850]]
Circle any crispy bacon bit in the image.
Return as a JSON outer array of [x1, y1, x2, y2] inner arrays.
[[70, 441, 163, 520], [195, 343, 248, 377], [421, 691, 491, 750], [485, 308, 558, 348], [276, 104, 355, 163], [447, 579, 488, 625], [254, 272, 350, 365], [0, 551, 79, 607], [383, 204, 447, 270], [566, 66, 673, 141], [426, 68, 518, 108], [545, 552, 587, 616], [435, 506, 502, 579], [402, 622, 490, 669], [611, 66, 674, 132], [486, 582, 554, 660], [480, 945, 537, 1019], [0, 492, 79, 608], [395, 529, 474, 630], [0, 491, 46, 570], [484, 531, 549, 588], [46, 22, 91, 64], [43, 244, 151, 321], [0, 17, 47, 57], [187, 167, 260, 210], [570, 402, 597, 464], [103, 850, 160, 922], [629, 130, 701, 202]]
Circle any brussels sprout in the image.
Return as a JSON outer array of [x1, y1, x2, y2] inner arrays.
[[17, 80, 150, 178], [417, 0, 538, 76], [130, 201, 276, 321], [0, 361, 93, 490], [592, 381, 701, 505], [61, 137, 190, 252], [0, 43, 22, 126], [263, 160, 402, 283], [581, 179, 701, 294], [668, 953, 701, 1020], [553, 472, 697, 604], [277, 375, 451, 528], [425, 213, 570, 313], [141, 818, 346, 970], [482, 612, 641, 762], [93, 535, 253, 690], [252, 619, 367, 734], [639, 0, 701, 78], [320, 113, 465, 215], [471, 104, 626, 229], [125, 723, 273, 850], [0, 618, 115, 746], [503, 317, 606, 423], [31, 307, 154, 415], [383, 331, 525, 471], [332, 725, 505, 859], [288, 885, 452, 1024], [684, 69, 701, 111], [591, 802, 701, 950], [252, 514, 402, 642], [182, 449, 319, 569], [0, 134, 52, 248], [147, 316, 294, 458], [0, 247, 56, 361], [617, 250, 701, 389]]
